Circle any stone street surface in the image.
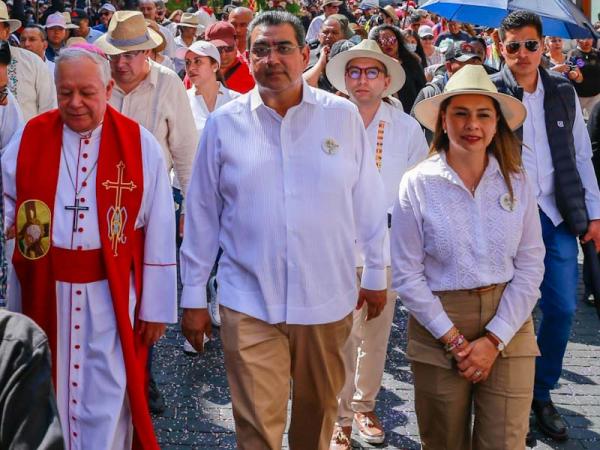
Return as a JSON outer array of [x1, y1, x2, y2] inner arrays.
[[153, 268, 600, 450]]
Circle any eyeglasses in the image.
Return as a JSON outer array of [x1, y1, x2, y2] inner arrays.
[[504, 39, 540, 54], [217, 45, 236, 54], [250, 43, 302, 58], [107, 50, 144, 62], [377, 35, 397, 47], [0, 86, 7, 103], [345, 66, 385, 80]]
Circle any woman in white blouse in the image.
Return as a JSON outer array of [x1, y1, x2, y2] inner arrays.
[[392, 64, 545, 449], [178, 40, 240, 355], [177, 40, 241, 133]]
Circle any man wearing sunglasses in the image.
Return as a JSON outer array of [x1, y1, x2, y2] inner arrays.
[[205, 21, 255, 93], [325, 39, 428, 450], [492, 10, 600, 443], [181, 11, 387, 450], [92, 3, 116, 34]]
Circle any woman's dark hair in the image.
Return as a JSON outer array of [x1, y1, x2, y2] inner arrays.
[[402, 29, 427, 70], [430, 96, 523, 201], [0, 40, 11, 66], [368, 25, 417, 65]]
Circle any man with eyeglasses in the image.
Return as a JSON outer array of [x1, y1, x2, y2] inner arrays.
[[0, 1, 56, 121], [205, 21, 255, 93], [325, 39, 428, 450], [306, 0, 342, 44], [491, 10, 600, 442], [92, 3, 116, 33], [181, 10, 387, 450]]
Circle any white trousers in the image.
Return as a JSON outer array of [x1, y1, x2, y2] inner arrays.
[[336, 267, 397, 426]]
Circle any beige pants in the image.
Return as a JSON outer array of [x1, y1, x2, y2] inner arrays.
[[336, 267, 397, 426], [408, 285, 539, 450], [220, 306, 353, 450], [579, 93, 600, 120]]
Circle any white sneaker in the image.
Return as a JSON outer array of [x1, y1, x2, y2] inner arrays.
[[182, 335, 209, 355], [207, 275, 221, 327]]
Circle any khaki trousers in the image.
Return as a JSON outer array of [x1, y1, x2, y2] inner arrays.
[[220, 306, 353, 450], [407, 285, 540, 450], [336, 267, 397, 426]]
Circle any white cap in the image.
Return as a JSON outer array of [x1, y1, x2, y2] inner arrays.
[[45, 11, 67, 29], [418, 25, 434, 38], [176, 40, 221, 67], [100, 3, 116, 12]]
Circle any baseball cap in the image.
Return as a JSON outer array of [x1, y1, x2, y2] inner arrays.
[[205, 21, 236, 47], [176, 40, 221, 67], [71, 9, 88, 25], [418, 25, 433, 39], [99, 3, 116, 13], [444, 40, 480, 63], [45, 11, 67, 29]]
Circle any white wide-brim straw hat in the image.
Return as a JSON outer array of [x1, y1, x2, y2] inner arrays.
[[178, 12, 201, 28], [413, 64, 527, 132], [95, 11, 163, 55], [326, 39, 406, 97], [0, 1, 21, 33], [175, 40, 221, 67]]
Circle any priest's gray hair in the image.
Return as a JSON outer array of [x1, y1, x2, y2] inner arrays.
[[55, 47, 112, 87]]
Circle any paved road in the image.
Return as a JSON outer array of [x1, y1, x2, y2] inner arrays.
[[153, 272, 600, 449]]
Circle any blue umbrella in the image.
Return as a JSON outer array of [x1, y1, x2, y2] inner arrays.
[[420, 0, 595, 39]]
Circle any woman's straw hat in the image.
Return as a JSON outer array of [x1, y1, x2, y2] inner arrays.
[[413, 65, 527, 132]]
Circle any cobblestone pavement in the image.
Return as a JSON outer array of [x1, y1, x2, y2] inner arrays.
[[153, 270, 600, 450]]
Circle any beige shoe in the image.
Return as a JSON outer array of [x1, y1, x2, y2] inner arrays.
[[354, 411, 385, 444], [329, 424, 352, 450]]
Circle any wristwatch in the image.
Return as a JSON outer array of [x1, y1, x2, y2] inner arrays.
[[485, 332, 505, 351]]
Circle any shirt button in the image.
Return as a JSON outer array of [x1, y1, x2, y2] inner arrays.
[[74, 344, 81, 349], [74, 325, 80, 330], [75, 307, 81, 312], [81, 167, 87, 173], [82, 181, 87, 187], [74, 364, 80, 369], [78, 227, 84, 233], [72, 381, 78, 387], [84, 139, 90, 145], [71, 416, 76, 421], [80, 197, 86, 203], [76, 290, 82, 295], [79, 213, 84, 219], [72, 399, 77, 404], [73, 431, 78, 437], [83, 153, 88, 159]]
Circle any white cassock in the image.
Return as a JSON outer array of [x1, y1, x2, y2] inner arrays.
[[2, 123, 177, 450]]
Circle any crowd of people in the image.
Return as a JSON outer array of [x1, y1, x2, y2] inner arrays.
[[0, 0, 600, 449]]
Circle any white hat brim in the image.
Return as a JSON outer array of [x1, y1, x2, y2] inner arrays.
[[413, 89, 527, 132], [178, 22, 199, 28], [1, 19, 21, 33], [326, 48, 406, 97], [95, 27, 163, 55]]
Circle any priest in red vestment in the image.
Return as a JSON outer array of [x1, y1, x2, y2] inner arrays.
[[2, 45, 177, 450]]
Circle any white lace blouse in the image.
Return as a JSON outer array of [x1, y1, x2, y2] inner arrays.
[[391, 152, 545, 345]]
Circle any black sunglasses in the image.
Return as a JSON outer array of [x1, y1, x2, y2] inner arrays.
[[505, 39, 540, 54]]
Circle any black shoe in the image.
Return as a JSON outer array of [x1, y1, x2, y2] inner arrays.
[[525, 431, 536, 447], [532, 399, 568, 441], [148, 377, 166, 415]]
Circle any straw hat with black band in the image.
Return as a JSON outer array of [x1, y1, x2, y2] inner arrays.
[[413, 64, 527, 132], [325, 38, 405, 97], [0, 0, 21, 33], [95, 11, 162, 55]]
